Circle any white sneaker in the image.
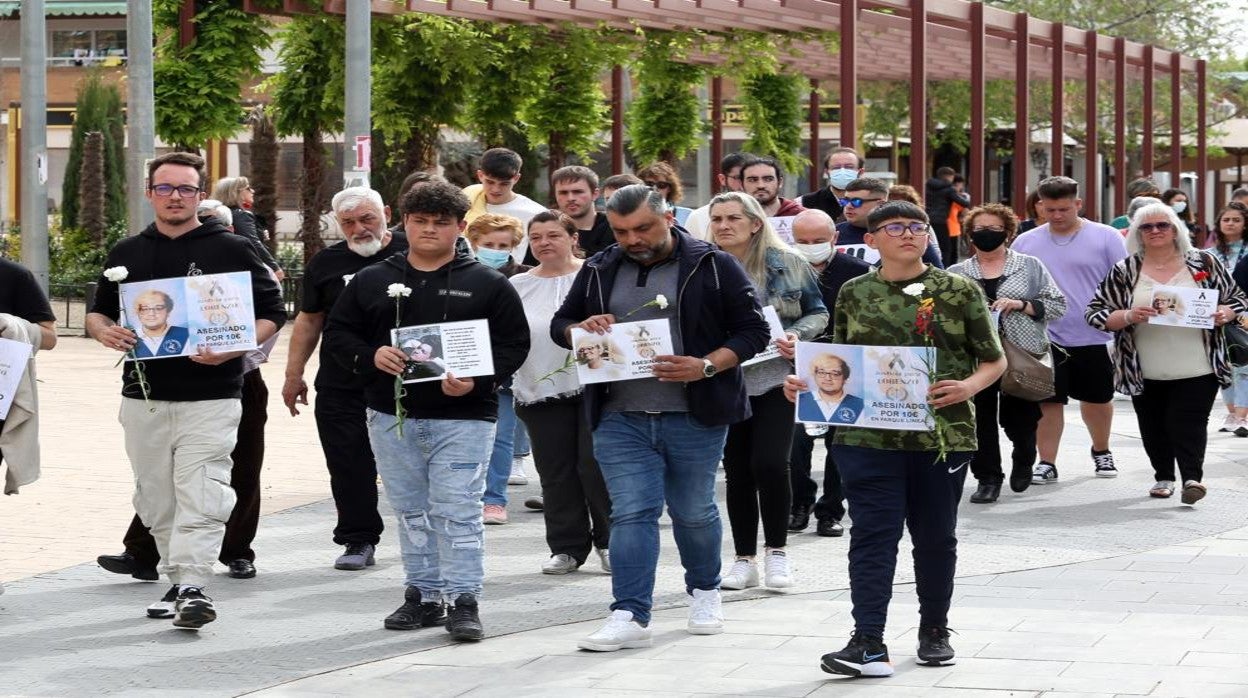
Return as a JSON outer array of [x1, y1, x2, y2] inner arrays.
[[688, 588, 724, 635], [146, 585, 178, 619], [1219, 413, 1238, 432], [597, 548, 611, 573], [763, 549, 793, 589], [508, 457, 529, 486], [542, 553, 580, 575], [578, 610, 652, 651], [719, 558, 759, 590]]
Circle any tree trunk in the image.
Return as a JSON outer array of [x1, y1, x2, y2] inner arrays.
[[78, 131, 107, 245], [299, 129, 327, 264], [546, 131, 567, 185], [403, 127, 441, 174], [249, 106, 280, 254]]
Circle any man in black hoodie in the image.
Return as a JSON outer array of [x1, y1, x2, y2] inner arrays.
[[924, 167, 971, 264], [86, 152, 286, 630], [323, 181, 529, 642]]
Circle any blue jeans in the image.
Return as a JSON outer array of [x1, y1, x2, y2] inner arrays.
[[592, 412, 728, 625], [483, 389, 529, 506], [1221, 364, 1248, 408], [831, 444, 971, 638], [367, 410, 494, 600]]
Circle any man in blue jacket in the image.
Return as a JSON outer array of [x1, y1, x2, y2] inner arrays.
[[551, 184, 770, 651]]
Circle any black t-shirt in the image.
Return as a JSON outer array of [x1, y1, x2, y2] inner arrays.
[[977, 276, 1000, 302], [577, 212, 615, 258], [0, 258, 55, 323], [303, 231, 408, 390]]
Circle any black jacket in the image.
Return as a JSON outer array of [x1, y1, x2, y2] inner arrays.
[[799, 187, 845, 222], [91, 219, 287, 401], [815, 253, 872, 339], [323, 248, 530, 422], [550, 227, 771, 427], [924, 177, 971, 223], [229, 207, 281, 272]]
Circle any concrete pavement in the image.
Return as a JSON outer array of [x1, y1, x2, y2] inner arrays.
[[2, 337, 1248, 697]]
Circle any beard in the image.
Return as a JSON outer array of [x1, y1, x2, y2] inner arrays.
[[348, 236, 384, 257]]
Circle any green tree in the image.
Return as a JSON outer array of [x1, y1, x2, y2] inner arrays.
[[627, 30, 706, 166], [61, 71, 125, 230], [267, 13, 345, 262], [152, 0, 272, 150], [247, 105, 279, 253], [739, 72, 808, 175]]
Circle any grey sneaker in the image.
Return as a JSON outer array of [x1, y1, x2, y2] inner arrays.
[[334, 543, 376, 571], [172, 587, 216, 630], [542, 553, 580, 575], [1032, 462, 1058, 485]]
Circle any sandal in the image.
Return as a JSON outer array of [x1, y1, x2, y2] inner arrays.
[[1149, 481, 1175, 498], [1181, 481, 1207, 505]]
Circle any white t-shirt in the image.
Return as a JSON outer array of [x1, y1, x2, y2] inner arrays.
[[509, 269, 583, 405], [683, 204, 712, 241]]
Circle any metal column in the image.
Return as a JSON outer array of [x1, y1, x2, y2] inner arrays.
[[909, 0, 927, 191], [839, 0, 857, 151], [1170, 51, 1182, 187], [710, 76, 723, 193], [1142, 45, 1154, 177], [808, 79, 820, 189], [612, 66, 625, 175], [969, 1, 985, 204], [1013, 12, 1029, 216], [1113, 37, 1126, 216], [1084, 31, 1098, 220], [1050, 23, 1064, 176], [20, 0, 48, 292], [1198, 59, 1209, 244], [126, 0, 155, 233]]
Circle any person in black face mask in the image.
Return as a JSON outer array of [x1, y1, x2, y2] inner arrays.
[[948, 204, 1068, 503]]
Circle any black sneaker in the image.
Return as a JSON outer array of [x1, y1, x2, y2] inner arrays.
[[445, 593, 484, 641], [820, 631, 893, 677], [146, 585, 179, 619], [172, 587, 216, 630], [1032, 461, 1058, 485], [384, 587, 447, 630], [916, 626, 956, 666], [816, 519, 845, 537], [1092, 449, 1117, 478]]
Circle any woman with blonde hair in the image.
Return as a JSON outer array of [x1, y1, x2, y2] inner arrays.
[[211, 176, 283, 279], [1088, 202, 1248, 504], [709, 191, 828, 591]]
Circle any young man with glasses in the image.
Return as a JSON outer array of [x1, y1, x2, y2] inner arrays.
[[783, 201, 1005, 677], [834, 178, 943, 268], [739, 156, 805, 218], [1011, 176, 1127, 484], [86, 152, 286, 630]]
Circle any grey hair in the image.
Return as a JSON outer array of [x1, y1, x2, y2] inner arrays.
[[1126, 196, 1162, 222], [196, 199, 233, 227], [332, 186, 386, 216], [1126, 202, 1193, 256], [605, 184, 669, 217]]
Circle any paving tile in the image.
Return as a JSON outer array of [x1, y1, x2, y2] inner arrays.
[[934, 671, 1158, 695]]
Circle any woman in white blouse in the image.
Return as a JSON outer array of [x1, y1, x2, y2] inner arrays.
[[510, 211, 612, 575]]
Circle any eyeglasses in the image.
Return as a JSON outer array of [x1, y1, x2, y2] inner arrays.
[[871, 222, 931, 237], [644, 181, 672, 190], [838, 197, 884, 209], [150, 184, 201, 198], [137, 305, 168, 314], [970, 226, 1006, 235], [814, 369, 845, 378], [1137, 221, 1174, 233]]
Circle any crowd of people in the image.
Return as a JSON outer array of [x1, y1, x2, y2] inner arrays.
[[4, 144, 1248, 681]]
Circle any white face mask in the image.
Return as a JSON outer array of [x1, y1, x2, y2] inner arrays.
[[826, 168, 858, 191], [1171, 201, 1188, 215], [795, 242, 833, 265]]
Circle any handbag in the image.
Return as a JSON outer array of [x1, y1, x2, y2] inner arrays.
[[999, 336, 1055, 401], [1225, 322, 1248, 366]]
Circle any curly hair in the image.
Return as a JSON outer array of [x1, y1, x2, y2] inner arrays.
[[635, 161, 684, 204], [464, 213, 524, 246], [963, 202, 1020, 242], [400, 180, 471, 220], [887, 184, 923, 207]]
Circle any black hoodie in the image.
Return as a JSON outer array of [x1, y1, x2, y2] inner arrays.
[[924, 177, 971, 223], [322, 248, 530, 422], [91, 219, 287, 401]]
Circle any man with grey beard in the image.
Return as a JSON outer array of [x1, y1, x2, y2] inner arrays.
[[281, 187, 408, 570]]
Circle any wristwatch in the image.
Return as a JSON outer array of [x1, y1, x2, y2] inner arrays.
[[702, 358, 718, 379]]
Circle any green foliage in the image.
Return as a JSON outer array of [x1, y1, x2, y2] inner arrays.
[[461, 23, 548, 149], [740, 72, 808, 175], [50, 219, 127, 286], [266, 14, 344, 137], [627, 30, 706, 165], [153, 0, 272, 149], [61, 71, 125, 229], [986, 0, 1232, 58]]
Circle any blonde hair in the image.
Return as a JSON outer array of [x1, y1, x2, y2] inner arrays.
[[707, 192, 813, 293], [465, 213, 524, 246], [211, 177, 250, 209]]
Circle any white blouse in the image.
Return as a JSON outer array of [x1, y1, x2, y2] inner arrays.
[[509, 269, 583, 406], [1131, 271, 1213, 381]]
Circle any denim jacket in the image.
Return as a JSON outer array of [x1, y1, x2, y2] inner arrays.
[[761, 247, 829, 340]]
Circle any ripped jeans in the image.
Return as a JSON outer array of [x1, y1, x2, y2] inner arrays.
[[367, 410, 494, 600]]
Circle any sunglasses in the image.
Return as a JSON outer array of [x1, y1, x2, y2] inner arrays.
[[838, 197, 884, 209], [644, 181, 672, 190], [1138, 222, 1174, 233]]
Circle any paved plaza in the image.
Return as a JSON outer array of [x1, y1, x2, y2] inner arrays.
[[2, 337, 1248, 697]]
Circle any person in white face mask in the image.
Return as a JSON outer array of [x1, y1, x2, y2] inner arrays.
[[799, 147, 865, 223], [785, 209, 872, 538], [1162, 188, 1202, 245]]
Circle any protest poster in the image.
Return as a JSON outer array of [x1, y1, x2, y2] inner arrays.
[[392, 319, 494, 384], [570, 319, 674, 385], [793, 342, 931, 431], [1146, 285, 1219, 329], [741, 306, 787, 367], [768, 216, 796, 244], [119, 271, 257, 360], [836, 243, 881, 265], [0, 337, 32, 420]]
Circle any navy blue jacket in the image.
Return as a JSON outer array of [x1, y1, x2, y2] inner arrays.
[[814, 252, 872, 339], [550, 227, 770, 427]]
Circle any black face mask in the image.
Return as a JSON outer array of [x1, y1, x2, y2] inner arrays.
[[970, 229, 1007, 252]]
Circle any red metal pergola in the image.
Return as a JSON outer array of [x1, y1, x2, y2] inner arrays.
[[245, 0, 1208, 219]]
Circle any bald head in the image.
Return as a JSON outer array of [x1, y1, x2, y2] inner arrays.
[[792, 209, 838, 245]]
